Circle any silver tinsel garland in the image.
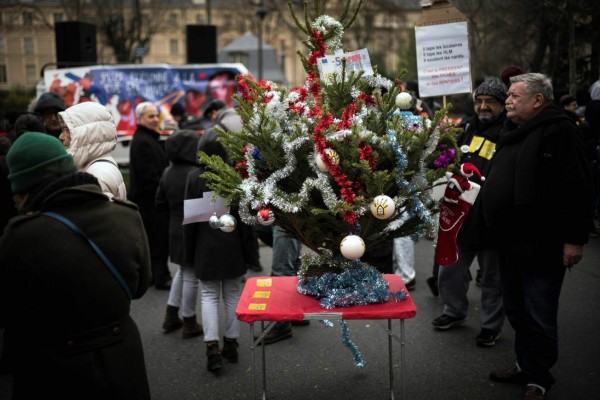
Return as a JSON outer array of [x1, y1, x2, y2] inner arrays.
[[311, 15, 344, 51], [297, 263, 408, 309]]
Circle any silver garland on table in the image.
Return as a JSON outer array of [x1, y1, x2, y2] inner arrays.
[[296, 256, 408, 367], [297, 260, 408, 309]]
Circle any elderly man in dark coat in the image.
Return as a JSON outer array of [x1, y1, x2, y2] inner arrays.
[[129, 101, 171, 289], [478, 74, 594, 400], [0, 132, 152, 400]]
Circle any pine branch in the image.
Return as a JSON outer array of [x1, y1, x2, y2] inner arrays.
[[198, 153, 243, 202]]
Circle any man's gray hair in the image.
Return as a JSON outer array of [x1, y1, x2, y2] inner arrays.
[[135, 101, 155, 118], [510, 73, 554, 103]]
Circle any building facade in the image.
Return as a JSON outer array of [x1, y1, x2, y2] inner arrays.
[[0, 0, 422, 94]]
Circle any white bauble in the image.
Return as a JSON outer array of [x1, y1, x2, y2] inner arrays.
[[209, 214, 221, 229], [256, 208, 275, 226], [370, 195, 395, 220], [340, 234, 366, 260], [315, 148, 340, 172], [395, 92, 413, 110], [219, 214, 237, 232]]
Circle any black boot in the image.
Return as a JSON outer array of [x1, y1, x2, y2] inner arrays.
[[256, 321, 292, 345], [162, 305, 183, 333], [182, 315, 203, 339], [221, 337, 239, 363], [206, 341, 222, 372]]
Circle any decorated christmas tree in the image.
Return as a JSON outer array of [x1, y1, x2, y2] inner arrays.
[[200, 0, 460, 307]]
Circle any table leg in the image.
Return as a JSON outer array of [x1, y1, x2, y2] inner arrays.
[[250, 321, 279, 399], [261, 321, 267, 400], [250, 323, 256, 400], [388, 319, 395, 400], [400, 319, 406, 400]]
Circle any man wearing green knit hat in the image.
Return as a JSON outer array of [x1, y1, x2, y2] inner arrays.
[[7, 132, 76, 193]]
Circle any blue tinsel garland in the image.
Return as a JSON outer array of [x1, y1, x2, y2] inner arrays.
[[298, 264, 408, 367], [297, 263, 408, 309]]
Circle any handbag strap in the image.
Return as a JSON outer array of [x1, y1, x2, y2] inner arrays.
[[41, 211, 133, 300]]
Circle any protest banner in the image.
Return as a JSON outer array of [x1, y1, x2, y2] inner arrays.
[[415, 22, 471, 98], [43, 63, 249, 136], [415, 1, 471, 98]]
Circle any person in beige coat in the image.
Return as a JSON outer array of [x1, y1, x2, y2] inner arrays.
[[58, 101, 127, 200]]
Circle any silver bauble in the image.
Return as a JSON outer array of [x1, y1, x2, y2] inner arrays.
[[219, 213, 237, 232], [208, 214, 221, 229]]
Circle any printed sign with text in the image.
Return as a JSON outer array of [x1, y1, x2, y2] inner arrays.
[[415, 22, 472, 97]]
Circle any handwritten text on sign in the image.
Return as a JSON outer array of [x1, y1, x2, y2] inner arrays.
[[415, 21, 471, 97]]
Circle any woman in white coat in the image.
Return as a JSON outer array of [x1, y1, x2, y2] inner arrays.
[[58, 101, 127, 200]]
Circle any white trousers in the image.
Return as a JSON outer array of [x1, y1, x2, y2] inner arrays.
[[200, 276, 244, 342], [167, 265, 199, 318], [392, 237, 415, 282]]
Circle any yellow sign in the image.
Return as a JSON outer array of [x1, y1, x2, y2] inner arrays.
[[253, 291, 271, 299], [478, 140, 496, 160], [256, 278, 272, 287], [468, 135, 484, 152], [248, 303, 267, 311]]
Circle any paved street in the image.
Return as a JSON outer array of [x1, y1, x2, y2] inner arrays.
[[1, 235, 599, 400]]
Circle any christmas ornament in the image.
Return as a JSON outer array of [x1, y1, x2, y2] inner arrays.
[[340, 234, 365, 260], [435, 163, 483, 265], [395, 92, 413, 110], [208, 214, 221, 229], [443, 162, 484, 204], [219, 213, 237, 232], [369, 195, 395, 220], [460, 145, 470, 154], [256, 207, 275, 226], [315, 148, 340, 172]]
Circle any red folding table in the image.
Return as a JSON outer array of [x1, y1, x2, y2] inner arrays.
[[236, 274, 417, 400]]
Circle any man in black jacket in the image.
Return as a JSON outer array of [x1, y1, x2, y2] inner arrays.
[[129, 102, 171, 289], [480, 73, 594, 400], [431, 77, 507, 349]]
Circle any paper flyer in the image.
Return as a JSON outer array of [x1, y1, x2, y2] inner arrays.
[[182, 191, 229, 225]]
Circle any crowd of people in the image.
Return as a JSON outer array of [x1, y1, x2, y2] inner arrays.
[[0, 69, 599, 400]]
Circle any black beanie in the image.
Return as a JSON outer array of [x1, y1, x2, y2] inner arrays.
[[33, 92, 66, 114], [473, 76, 508, 103], [7, 131, 76, 193], [559, 94, 576, 107], [203, 99, 227, 119]]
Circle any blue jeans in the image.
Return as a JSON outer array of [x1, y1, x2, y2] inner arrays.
[[271, 226, 302, 277], [499, 250, 565, 390], [271, 226, 302, 329]]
